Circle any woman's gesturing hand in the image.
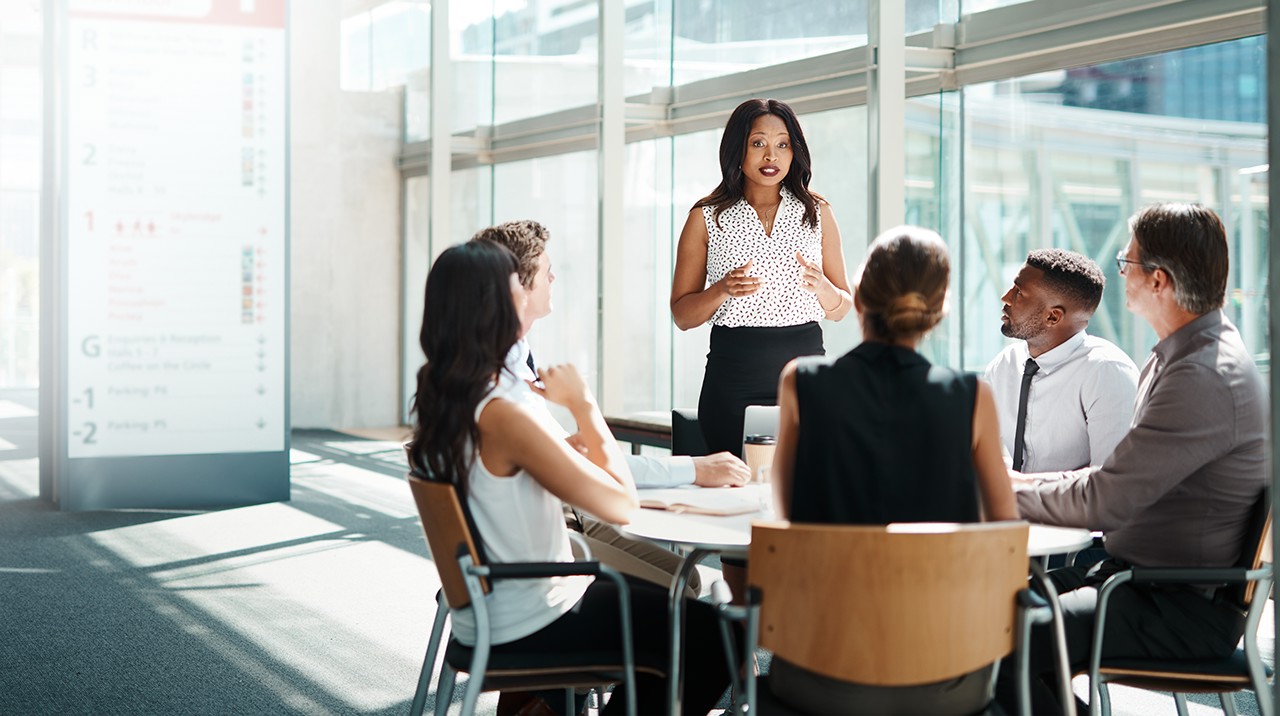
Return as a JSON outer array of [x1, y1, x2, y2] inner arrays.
[[720, 258, 764, 298], [528, 363, 595, 411], [795, 251, 832, 293]]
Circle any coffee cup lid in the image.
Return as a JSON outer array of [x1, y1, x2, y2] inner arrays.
[[744, 434, 776, 445]]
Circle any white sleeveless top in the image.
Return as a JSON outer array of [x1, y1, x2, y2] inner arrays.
[[449, 381, 592, 646], [704, 185, 825, 327]]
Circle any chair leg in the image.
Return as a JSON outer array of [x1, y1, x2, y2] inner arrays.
[[1173, 692, 1190, 716], [1219, 692, 1239, 716], [459, 674, 484, 716], [410, 649, 435, 716], [1098, 682, 1111, 716], [434, 663, 457, 716], [412, 594, 450, 716], [564, 688, 575, 715]]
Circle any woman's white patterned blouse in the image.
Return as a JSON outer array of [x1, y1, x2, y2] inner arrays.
[[704, 186, 825, 327]]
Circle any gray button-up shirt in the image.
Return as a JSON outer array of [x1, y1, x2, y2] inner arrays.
[[1015, 310, 1268, 568]]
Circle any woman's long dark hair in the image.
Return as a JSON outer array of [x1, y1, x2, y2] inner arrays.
[[694, 98, 820, 230], [408, 240, 522, 494]]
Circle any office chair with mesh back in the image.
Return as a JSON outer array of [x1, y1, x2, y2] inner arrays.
[[1083, 490, 1274, 716], [671, 409, 708, 457], [406, 473, 643, 716]]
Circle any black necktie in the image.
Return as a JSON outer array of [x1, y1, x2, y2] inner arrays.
[[1012, 358, 1040, 471], [526, 351, 537, 376]]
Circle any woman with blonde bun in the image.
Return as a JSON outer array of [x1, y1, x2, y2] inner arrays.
[[765, 225, 1019, 712]]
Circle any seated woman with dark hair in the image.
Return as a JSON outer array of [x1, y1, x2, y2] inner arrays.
[[407, 239, 730, 715], [768, 225, 1019, 714]]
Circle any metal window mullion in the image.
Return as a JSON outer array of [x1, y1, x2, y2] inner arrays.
[[868, 0, 906, 238], [1268, 6, 1280, 714]]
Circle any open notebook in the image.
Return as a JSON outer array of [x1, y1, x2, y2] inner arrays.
[[638, 488, 759, 516]]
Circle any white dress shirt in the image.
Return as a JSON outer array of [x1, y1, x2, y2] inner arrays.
[[984, 331, 1139, 473], [503, 340, 695, 488]]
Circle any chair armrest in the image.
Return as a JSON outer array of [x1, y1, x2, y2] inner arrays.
[[565, 530, 594, 561], [1128, 566, 1265, 585], [473, 561, 607, 580]]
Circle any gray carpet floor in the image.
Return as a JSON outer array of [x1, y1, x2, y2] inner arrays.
[[0, 400, 1271, 714]]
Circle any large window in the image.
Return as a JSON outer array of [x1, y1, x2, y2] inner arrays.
[[961, 36, 1267, 370], [399, 0, 1271, 427]]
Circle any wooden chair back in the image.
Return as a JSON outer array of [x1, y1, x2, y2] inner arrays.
[[1239, 489, 1271, 606], [407, 474, 489, 610], [749, 520, 1029, 686]]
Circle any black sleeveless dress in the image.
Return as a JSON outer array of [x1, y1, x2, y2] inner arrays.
[[775, 342, 989, 714], [789, 341, 980, 524]]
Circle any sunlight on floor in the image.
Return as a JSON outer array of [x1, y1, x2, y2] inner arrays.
[[85, 500, 442, 712]]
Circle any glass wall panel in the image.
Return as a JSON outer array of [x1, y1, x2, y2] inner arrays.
[[402, 175, 429, 418], [961, 36, 1267, 372], [402, 0, 434, 141], [624, 0, 668, 97], [452, 165, 494, 243], [671, 1, 947, 85], [621, 137, 673, 414], [340, 1, 432, 142], [796, 104, 870, 359], [0, 2, 42, 393], [400, 166, 492, 420], [904, 92, 962, 366], [492, 151, 599, 408], [490, 1, 598, 125], [670, 128, 721, 410], [341, 2, 430, 92], [450, 0, 495, 133]]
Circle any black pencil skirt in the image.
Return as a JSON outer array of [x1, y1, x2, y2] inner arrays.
[[697, 322, 825, 458]]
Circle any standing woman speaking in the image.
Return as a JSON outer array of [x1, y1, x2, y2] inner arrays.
[[672, 98, 852, 457]]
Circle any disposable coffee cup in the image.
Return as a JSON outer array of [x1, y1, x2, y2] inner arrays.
[[743, 434, 777, 484]]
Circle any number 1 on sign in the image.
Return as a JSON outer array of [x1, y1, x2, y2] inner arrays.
[[84, 210, 93, 232]]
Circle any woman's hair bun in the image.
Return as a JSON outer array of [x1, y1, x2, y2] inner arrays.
[[883, 292, 938, 335]]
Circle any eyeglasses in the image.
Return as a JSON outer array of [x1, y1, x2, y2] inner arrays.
[[1115, 251, 1156, 276]]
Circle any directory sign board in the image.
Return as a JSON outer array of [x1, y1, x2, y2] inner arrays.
[[53, 0, 288, 508]]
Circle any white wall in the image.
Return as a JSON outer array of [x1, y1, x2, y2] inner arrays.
[[289, 3, 403, 429]]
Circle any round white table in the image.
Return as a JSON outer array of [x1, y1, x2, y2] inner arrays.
[[620, 486, 1094, 715]]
